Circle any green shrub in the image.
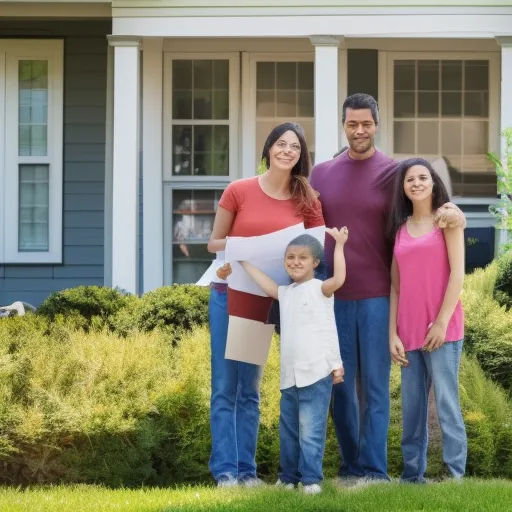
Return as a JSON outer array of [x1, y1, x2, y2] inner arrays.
[[37, 286, 134, 330], [464, 260, 499, 298], [463, 289, 512, 392], [111, 285, 209, 338], [494, 251, 512, 309]]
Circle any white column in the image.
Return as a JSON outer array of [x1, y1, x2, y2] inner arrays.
[[310, 36, 341, 164], [108, 36, 141, 294], [142, 38, 164, 292]]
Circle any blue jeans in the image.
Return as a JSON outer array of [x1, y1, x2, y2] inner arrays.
[[279, 374, 333, 485], [332, 297, 391, 479], [401, 340, 467, 482], [208, 287, 263, 482]]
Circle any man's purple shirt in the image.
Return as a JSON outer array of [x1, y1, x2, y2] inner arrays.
[[310, 149, 398, 301]]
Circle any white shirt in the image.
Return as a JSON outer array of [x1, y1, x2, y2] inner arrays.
[[278, 278, 343, 390]]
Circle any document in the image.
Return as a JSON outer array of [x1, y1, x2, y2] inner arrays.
[[196, 251, 227, 286]]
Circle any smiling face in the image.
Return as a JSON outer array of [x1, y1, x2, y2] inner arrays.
[[403, 164, 434, 203], [343, 108, 377, 157], [284, 245, 319, 283], [268, 130, 301, 173]]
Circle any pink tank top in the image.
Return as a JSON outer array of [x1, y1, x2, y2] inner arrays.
[[394, 225, 464, 352]]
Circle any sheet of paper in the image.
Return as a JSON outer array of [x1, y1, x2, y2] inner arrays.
[[196, 252, 227, 286], [225, 315, 275, 365], [228, 258, 290, 296]]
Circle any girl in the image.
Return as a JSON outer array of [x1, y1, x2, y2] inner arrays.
[[206, 123, 324, 487], [387, 158, 467, 484], [241, 227, 348, 494]]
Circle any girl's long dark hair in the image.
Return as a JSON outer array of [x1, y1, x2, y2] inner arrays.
[[261, 122, 318, 220], [386, 157, 450, 241]]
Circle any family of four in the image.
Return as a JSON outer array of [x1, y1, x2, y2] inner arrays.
[[206, 93, 467, 493]]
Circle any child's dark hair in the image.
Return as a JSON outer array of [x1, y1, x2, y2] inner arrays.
[[286, 234, 324, 262], [386, 157, 450, 241]]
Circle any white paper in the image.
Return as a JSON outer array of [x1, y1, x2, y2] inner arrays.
[[196, 251, 227, 286], [225, 315, 275, 365], [224, 224, 326, 296]]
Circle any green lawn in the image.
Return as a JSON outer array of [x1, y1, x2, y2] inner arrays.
[[0, 479, 511, 512]]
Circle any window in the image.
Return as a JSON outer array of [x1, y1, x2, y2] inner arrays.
[[163, 54, 238, 283], [0, 40, 63, 263], [389, 55, 499, 197], [255, 59, 315, 167]]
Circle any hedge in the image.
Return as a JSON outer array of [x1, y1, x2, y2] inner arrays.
[[0, 320, 511, 486]]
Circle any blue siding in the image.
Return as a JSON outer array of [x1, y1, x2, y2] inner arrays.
[[0, 20, 111, 306]]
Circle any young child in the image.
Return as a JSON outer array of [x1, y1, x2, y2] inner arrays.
[[387, 157, 466, 484], [241, 227, 348, 494]]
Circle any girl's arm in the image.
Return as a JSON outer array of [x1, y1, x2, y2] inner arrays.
[[423, 226, 465, 351], [321, 227, 348, 297], [207, 206, 235, 253], [389, 256, 408, 365], [240, 261, 279, 300]]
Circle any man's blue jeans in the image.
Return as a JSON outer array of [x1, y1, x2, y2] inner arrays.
[[400, 340, 467, 482], [332, 297, 391, 479], [279, 374, 333, 486], [208, 287, 263, 482]]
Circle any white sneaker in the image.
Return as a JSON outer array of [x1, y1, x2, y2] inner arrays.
[[303, 483, 322, 495], [217, 474, 238, 488], [241, 477, 265, 488], [275, 479, 295, 490]]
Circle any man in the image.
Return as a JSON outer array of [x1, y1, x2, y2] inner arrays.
[[310, 93, 464, 482]]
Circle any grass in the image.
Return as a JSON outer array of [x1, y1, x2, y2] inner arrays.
[[0, 480, 511, 512]]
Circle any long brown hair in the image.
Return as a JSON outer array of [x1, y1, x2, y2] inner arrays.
[[261, 122, 318, 219]]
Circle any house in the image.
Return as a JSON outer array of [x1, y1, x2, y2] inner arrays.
[[0, 0, 511, 305]]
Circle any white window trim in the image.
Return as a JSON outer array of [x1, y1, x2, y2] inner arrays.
[[1, 39, 63, 264], [162, 52, 240, 183], [244, 52, 315, 178], [384, 51, 500, 201]]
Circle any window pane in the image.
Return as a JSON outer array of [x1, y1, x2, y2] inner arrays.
[[213, 90, 229, 120], [297, 62, 314, 90], [172, 189, 223, 284], [193, 89, 212, 119], [213, 60, 229, 89], [417, 121, 438, 154], [463, 120, 488, 155], [194, 60, 213, 89], [172, 90, 192, 119], [19, 164, 49, 251], [19, 60, 48, 157], [418, 60, 439, 91], [298, 91, 314, 117], [464, 91, 488, 117], [172, 126, 192, 176], [276, 62, 296, 90], [394, 91, 415, 117], [257, 62, 275, 89], [442, 92, 462, 117], [173, 60, 192, 89], [394, 121, 415, 154], [418, 92, 439, 117], [276, 90, 297, 117], [464, 61, 488, 91], [394, 61, 415, 90], [441, 61, 462, 91], [441, 120, 462, 155], [256, 90, 275, 117]]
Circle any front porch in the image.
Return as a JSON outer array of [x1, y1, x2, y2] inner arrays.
[[106, 10, 512, 294]]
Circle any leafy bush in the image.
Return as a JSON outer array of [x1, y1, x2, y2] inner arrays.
[[37, 286, 134, 330], [111, 285, 209, 338], [463, 289, 512, 392], [0, 320, 510, 486], [464, 260, 499, 298], [494, 251, 512, 309]]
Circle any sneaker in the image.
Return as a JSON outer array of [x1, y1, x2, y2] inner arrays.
[[217, 474, 238, 488], [240, 477, 265, 488], [336, 476, 363, 488], [303, 483, 322, 495], [275, 479, 295, 490]]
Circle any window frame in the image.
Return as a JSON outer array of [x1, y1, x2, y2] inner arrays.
[[245, 52, 315, 176], [385, 51, 500, 199], [1, 39, 63, 264], [162, 52, 240, 182]]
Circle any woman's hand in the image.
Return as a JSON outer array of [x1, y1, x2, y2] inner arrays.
[[332, 367, 345, 384], [390, 334, 409, 366], [423, 321, 447, 352], [216, 262, 232, 280]]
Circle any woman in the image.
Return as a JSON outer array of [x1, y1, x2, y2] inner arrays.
[[207, 122, 324, 487], [387, 158, 466, 484]]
